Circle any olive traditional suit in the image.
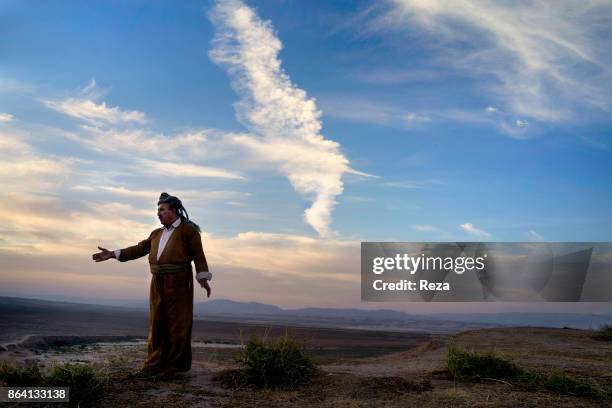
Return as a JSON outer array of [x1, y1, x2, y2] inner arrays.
[[118, 220, 209, 373]]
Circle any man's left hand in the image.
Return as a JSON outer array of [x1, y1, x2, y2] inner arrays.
[[197, 278, 211, 298]]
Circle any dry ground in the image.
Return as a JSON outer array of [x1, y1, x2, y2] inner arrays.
[[1, 327, 610, 407]]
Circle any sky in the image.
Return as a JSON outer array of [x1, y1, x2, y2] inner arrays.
[[1, 0, 611, 314]]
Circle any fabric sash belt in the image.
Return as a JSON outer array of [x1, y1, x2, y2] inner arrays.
[[150, 263, 192, 275]]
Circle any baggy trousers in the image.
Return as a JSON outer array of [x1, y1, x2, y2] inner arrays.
[[143, 266, 194, 373]]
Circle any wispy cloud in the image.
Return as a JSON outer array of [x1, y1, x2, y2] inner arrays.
[[139, 159, 245, 179], [527, 229, 544, 242], [412, 224, 437, 232], [382, 179, 444, 189], [349, 67, 444, 85], [43, 97, 147, 125], [210, 231, 360, 281], [40, 80, 246, 184], [0, 130, 78, 193], [516, 119, 529, 128], [319, 94, 533, 138], [0, 113, 14, 122], [319, 95, 430, 126], [366, 0, 612, 124], [208, 0, 372, 237], [60, 124, 238, 163], [459, 222, 491, 240]]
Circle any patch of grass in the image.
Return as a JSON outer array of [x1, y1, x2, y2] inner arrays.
[[448, 345, 608, 400], [0, 362, 107, 406], [591, 325, 612, 341], [46, 363, 106, 407], [233, 330, 318, 389], [0, 362, 43, 386], [540, 370, 606, 399], [448, 345, 521, 381], [212, 368, 246, 389]]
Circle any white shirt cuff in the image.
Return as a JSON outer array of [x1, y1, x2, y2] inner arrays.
[[114, 249, 121, 260], [196, 271, 212, 281]]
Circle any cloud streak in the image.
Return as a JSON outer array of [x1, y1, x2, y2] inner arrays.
[[367, 0, 612, 124], [208, 0, 370, 237], [139, 159, 245, 179], [459, 222, 491, 240], [0, 113, 14, 122], [43, 97, 147, 125]]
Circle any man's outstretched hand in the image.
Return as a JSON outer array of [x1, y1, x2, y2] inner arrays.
[[92, 246, 115, 262], [198, 278, 211, 298]]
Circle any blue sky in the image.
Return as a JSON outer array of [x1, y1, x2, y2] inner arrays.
[[1, 0, 611, 312]]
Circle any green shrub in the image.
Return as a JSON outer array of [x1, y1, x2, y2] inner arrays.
[[448, 345, 607, 400], [238, 331, 317, 388], [46, 363, 105, 407], [540, 370, 605, 399], [591, 325, 612, 341], [0, 362, 43, 386], [447, 345, 521, 380]]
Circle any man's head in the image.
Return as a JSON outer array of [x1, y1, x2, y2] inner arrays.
[[157, 202, 177, 226], [157, 192, 201, 232], [157, 192, 182, 226]]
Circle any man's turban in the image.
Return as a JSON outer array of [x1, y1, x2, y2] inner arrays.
[[158, 192, 201, 232]]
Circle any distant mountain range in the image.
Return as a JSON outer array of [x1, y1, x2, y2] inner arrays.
[[1, 296, 610, 333], [192, 298, 612, 331]]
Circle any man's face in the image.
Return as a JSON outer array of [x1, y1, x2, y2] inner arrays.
[[157, 203, 177, 225]]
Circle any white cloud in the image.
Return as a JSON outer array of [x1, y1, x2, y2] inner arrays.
[[0, 192, 158, 255], [43, 97, 147, 125], [499, 119, 530, 139], [459, 222, 492, 240], [0, 130, 77, 192], [210, 231, 360, 280], [320, 95, 520, 132], [343, 195, 375, 203], [437, 108, 498, 126], [527, 229, 544, 242], [382, 179, 444, 189], [412, 224, 437, 232], [81, 79, 98, 97], [100, 186, 251, 203], [516, 119, 529, 127], [42, 85, 245, 180], [401, 113, 431, 123], [87, 201, 153, 218], [0, 113, 14, 122], [369, 0, 612, 123], [139, 159, 246, 179], [208, 0, 371, 237], [61, 125, 236, 162], [319, 95, 430, 126], [100, 186, 160, 199]]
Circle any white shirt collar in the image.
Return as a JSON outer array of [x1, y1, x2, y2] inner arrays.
[[165, 217, 181, 230]]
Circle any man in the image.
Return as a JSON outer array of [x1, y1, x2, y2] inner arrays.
[[92, 192, 212, 378]]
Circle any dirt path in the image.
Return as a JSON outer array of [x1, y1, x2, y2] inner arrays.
[[320, 338, 448, 378]]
